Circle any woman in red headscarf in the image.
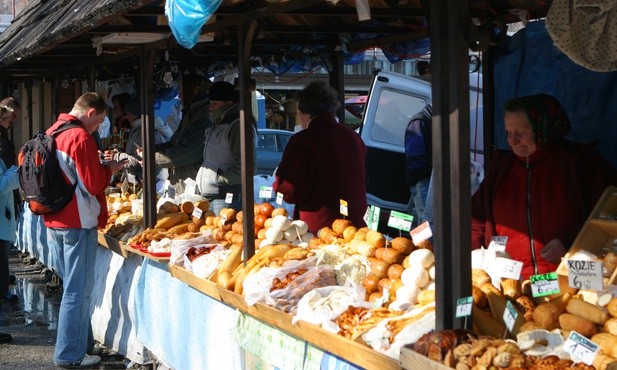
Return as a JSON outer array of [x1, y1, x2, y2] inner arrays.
[[471, 94, 617, 279]]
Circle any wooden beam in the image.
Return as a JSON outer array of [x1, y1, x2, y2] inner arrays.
[[348, 30, 428, 52]]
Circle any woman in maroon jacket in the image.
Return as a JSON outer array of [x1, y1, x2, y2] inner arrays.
[[471, 94, 617, 279], [273, 81, 368, 234]]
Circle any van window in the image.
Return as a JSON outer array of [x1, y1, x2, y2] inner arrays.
[[371, 89, 427, 146]]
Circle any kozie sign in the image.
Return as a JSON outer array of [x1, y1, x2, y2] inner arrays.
[[566, 259, 604, 291]]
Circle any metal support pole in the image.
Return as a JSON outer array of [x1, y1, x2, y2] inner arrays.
[[429, 0, 472, 331], [140, 49, 157, 228], [238, 21, 258, 260]]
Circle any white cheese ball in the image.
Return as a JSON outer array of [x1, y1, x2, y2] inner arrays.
[[408, 249, 435, 269], [395, 284, 421, 304], [290, 220, 309, 235], [271, 215, 291, 231], [283, 228, 298, 242], [428, 264, 435, 281], [401, 266, 429, 288], [265, 227, 283, 242]]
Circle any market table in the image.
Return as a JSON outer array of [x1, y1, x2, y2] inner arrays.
[[135, 259, 365, 370]]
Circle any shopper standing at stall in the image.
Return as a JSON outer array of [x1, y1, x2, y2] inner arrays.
[[146, 74, 211, 193], [196, 81, 251, 214], [273, 81, 367, 234], [404, 103, 433, 224], [0, 99, 20, 304], [471, 93, 617, 279], [43, 92, 126, 368]]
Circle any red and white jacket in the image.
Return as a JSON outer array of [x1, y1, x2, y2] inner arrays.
[[43, 113, 111, 229]]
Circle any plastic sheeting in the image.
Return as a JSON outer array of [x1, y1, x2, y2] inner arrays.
[[493, 20, 617, 168], [165, 0, 222, 49]]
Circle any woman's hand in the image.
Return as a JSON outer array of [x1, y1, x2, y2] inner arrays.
[[540, 239, 566, 265]]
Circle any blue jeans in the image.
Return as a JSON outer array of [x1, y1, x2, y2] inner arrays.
[[410, 177, 430, 224], [47, 227, 97, 365]]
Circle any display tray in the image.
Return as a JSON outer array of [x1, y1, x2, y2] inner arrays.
[[168, 265, 222, 301], [589, 185, 617, 220], [215, 287, 401, 370], [123, 244, 170, 263], [97, 231, 130, 258], [400, 347, 450, 370]]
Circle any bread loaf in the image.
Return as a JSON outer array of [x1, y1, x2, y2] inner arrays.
[[533, 303, 561, 330], [155, 212, 189, 229], [566, 298, 609, 324], [559, 313, 598, 337]]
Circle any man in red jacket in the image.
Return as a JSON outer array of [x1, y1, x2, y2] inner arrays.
[[274, 81, 368, 234], [43, 92, 125, 368]]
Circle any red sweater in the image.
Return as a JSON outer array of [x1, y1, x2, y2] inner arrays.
[[471, 140, 617, 279], [43, 114, 111, 229], [273, 114, 368, 234]]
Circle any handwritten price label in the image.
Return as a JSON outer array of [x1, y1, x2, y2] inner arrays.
[[494, 257, 523, 280], [503, 300, 518, 332], [225, 193, 234, 204], [276, 192, 283, 205], [567, 260, 603, 291], [410, 221, 432, 245], [259, 186, 273, 199], [564, 331, 599, 365], [191, 207, 203, 219], [530, 272, 560, 297], [387, 210, 413, 232], [364, 205, 380, 231], [339, 199, 348, 217], [488, 236, 508, 252], [455, 296, 473, 318]]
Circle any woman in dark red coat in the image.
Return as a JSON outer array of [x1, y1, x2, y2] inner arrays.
[[471, 94, 617, 279], [273, 81, 367, 234]]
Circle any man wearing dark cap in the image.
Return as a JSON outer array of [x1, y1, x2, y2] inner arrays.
[[196, 81, 254, 214]]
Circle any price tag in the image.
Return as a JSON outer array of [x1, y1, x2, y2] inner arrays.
[[488, 236, 508, 252], [455, 296, 473, 318], [259, 186, 273, 199], [387, 210, 413, 232], [276, 192, 283, 206], [191, 207, 203, 219], [564, 331, 599, 365], [494, 257, 523, 280], [339, 199, 348, 217], [530, 272, 561, 297], [410, 221, 432, 245], [364, 205, 380, 231], [502, 300, 518, 332], [225, 193, 234, 204], [567, 260, 604, 291]]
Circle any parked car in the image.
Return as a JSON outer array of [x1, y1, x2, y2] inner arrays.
[[256, 128, 293, 176]]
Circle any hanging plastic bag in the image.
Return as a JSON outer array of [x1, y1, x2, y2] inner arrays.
[[165, 0, 223, 49]]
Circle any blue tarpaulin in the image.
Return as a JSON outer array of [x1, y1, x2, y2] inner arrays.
[[493, 20, 617, 168]]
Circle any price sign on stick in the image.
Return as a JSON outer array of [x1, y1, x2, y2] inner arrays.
[[567, 260, 604, 291], [225, 193, 234, 204], [530, 272, 560, 297], [365, 205, 380, 231], [494, 257, 523, 280], [259, 186, 273, 199], [455, 296, 473, 318], [410, 221, 432, 245], [276, 192, 283, 206], [503, 300, 518, 332], [387, 210, 413, 232], [339, 199, 348, 217], [488, 236, 508, 252], [191, 207, 203, 220], [564, 331, 599, 365]]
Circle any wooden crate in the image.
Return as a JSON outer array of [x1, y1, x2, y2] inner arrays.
[[97, 231, 130, 258], [557, 186, 617, 286], [168, 264, 222, 301], [400, 347, 450, 370]]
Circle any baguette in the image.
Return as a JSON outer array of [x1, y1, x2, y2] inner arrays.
[[167, 221, 192, 235], [566, 298, 609, 325], [155, 212, 189, 229]]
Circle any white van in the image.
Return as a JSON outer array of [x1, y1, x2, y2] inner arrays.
[[358, 70, 484, 230]]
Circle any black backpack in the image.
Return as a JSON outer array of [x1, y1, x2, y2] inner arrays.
[[17, 121, 81, 215]]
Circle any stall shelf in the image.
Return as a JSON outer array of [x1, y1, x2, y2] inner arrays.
[[97, 231, 130, 258], [168, 265, 400, 370]]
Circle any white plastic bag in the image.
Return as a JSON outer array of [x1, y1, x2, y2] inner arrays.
[[169, 230, 216, 266]]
